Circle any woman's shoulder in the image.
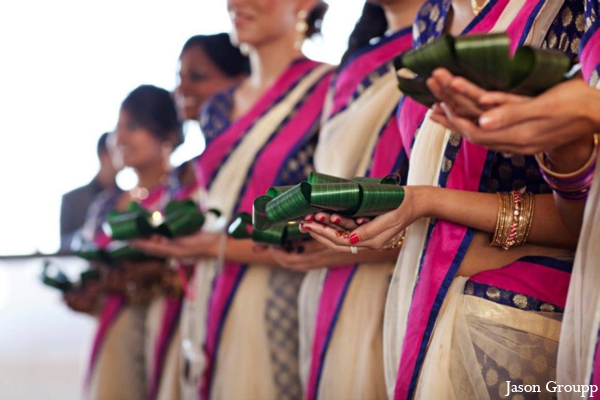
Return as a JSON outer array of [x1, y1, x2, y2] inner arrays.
[[199, 85, 237, 141]]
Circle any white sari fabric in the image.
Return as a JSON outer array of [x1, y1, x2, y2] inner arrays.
[[88, 305, 147, 400]]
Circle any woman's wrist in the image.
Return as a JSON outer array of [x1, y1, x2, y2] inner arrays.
[[406, 185, 437, 219], [545, 136, 597, 173]]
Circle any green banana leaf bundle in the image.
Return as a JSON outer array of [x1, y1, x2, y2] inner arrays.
[[228, 212, 309, 247], [103, 199, 216, 240], [253, 172, 405, 231], [40, 260, 102, 293], [394, 33, 576, 107]]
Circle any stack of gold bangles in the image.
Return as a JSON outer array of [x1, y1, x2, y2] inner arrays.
[[491, 190, 535, 250]]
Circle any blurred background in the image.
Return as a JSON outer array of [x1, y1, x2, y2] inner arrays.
[[0, 0, 363, 398]]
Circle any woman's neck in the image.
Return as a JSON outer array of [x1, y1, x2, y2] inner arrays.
[[135, 161, 170, 190], [448, 0, 478, 35], [383, 0, 423, 32], [247, 33, 303, 93]]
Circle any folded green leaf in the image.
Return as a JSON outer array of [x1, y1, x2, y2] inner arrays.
[[103, 200, 217, 240], [253, 172, 404, 230], [228, 212, 309, 246], [40, 260, 73, 292], [394, 33, 573, 107]]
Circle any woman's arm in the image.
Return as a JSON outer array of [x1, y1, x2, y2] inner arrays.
[[130, 232, 280, 267], [303, 185, 578, 251]]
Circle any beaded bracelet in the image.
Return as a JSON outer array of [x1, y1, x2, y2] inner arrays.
[[536, 134, 599, 201]]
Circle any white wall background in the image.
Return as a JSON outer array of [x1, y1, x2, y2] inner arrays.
[[0, 0, 364, 256]]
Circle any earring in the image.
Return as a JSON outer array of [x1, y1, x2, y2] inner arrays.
[[295, 10, 309, 50], [161, 142, 173, 158], [229, 30, 250, 56], [239, 43, 250, 56]]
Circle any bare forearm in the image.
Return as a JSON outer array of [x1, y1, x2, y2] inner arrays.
[[416, 186, 578, 249], [223, 238, 280, 266], [544, 136, 597, 238]]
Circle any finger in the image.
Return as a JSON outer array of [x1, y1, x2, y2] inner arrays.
[[302, 221, 351, 246], [448, 76, 487, 104], [429, 108, 455, 131], [308, 231, 356, 253], [348, 211, 403, 245], [351, 223, 403, 250], [329, 214, 360, 230], [426, 76, 445, 101], [478, 100, 542, 130], [478, 91, 529, 108], [313, 211, 333, 223]]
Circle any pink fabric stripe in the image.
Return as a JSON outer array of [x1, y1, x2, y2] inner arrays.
[[306, 266, 355, 400], [582, 28, 600, 82], [236, 77, 331, 213], [593, 336, 600, 387], [504, 0, 544, 53], [148, 297, 183, 400], [84, 294, 125, 394], [469, 261, 571, 308], [467, 0, 510, 35], [195, 59, 320, 190], [394, 139, 492, 400], [330, 32, 412, 117], [370, 118, 403, 177], [398, 98, 428, 159]]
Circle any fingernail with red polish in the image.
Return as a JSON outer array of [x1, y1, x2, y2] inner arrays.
[[331, 217, 340, 224], [349, 234, 360, 244], [318, 216, 326, 222], [305, 215, 314, 221]]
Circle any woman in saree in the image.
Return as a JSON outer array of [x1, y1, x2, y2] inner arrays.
[[145, 34, 249, 400], [424, 0, 600, 396], [130, 0, 333, 398], [80, 85, 191, 400], [302, 0, 587, 398], [267, 1, 422, 399]]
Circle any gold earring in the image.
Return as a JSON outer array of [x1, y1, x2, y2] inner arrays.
[[295, 10, 309, 50], [239, 43, 250, 56]]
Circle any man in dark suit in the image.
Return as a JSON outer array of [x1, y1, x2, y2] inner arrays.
[[59, 132, 120, 252]]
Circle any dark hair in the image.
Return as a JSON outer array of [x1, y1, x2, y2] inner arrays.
[[181, 33, 250, 77], [121, 85, 184, 148], [339, 3, 388, 66], [306, 1, 329, 38], [97, 132, 110, 157]]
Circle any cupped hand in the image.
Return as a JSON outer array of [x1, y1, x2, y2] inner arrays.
[[303, 212, 368, 232], [121, 259, 165, 289], [302, 186, 425, 251], [427, 68, 489, 121], [269, 240, 345, 272], [63, 284, 101, 314], [434, 78, 600, 154], [130, 231, 221, 259]]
